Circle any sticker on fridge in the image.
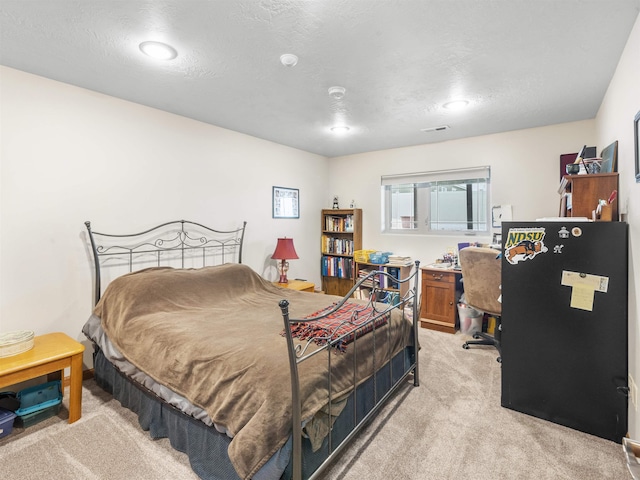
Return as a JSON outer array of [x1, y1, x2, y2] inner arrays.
[[504, 227, 549, 265]]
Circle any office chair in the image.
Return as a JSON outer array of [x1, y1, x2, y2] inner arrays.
[[459, 246, 502, 362]]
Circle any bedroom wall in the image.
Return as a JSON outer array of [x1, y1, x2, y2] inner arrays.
[[327, 120, 595, 264], [0, 66, 329, 367], [596, 13, 640, 439]]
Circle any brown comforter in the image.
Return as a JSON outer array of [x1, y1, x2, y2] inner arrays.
[[94, 263, 412, 479]]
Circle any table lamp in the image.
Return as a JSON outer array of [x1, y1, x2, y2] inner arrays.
[[272, 237, 299, 283]]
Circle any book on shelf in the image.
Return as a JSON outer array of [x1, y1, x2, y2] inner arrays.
[[357, 268, 378, 288], [321, 235, 354, 255], [324, 214, 354, 232], [321, 255, 353, 279], [387, 266, 400, 289]]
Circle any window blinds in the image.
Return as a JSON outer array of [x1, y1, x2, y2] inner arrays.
[[381, 166, 490, 186]]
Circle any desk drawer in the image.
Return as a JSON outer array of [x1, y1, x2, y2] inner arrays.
[[423, 270, 455, 284]]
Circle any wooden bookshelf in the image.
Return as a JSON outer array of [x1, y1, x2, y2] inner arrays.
[[321, 209, 362, 296], [559, 173, 618, 220]]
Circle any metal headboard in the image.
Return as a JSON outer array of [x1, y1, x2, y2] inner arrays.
[[85, 220, 247, 306]]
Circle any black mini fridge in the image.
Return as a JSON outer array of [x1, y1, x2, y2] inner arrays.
[[500, 221, 628, 442]]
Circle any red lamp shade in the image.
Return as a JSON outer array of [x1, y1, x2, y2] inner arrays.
[[271, 238, 299, 260], [272, 238, 298, 283]]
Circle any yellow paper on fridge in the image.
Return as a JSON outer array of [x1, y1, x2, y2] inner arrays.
[[570, 284, 595, 311]]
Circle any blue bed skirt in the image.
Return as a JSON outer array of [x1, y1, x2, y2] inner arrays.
[[94, 346, 414, 479]]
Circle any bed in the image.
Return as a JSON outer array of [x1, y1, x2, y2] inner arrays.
[[82, 219, 420, 480]]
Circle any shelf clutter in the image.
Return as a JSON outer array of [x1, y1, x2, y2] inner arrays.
[[353, 250, 414, 305], [558, 142, 619, 221], [320, 208, 415, 302], [356, 265, 401, 290]]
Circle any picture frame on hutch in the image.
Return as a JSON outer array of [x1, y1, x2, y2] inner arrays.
[[272, 186, 300, 219], [600, 140, 618, 174]]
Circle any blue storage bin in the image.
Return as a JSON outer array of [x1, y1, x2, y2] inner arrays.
[[0, 407, 17, 438], [15, 380, 62, 417], [369, 251, 391, 264]]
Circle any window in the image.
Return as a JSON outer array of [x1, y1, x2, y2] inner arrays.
[[381, 166, 490, 234]]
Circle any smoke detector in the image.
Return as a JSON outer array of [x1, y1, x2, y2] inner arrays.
[[328, 86, 346, 99], [280, 54, 298, 67]]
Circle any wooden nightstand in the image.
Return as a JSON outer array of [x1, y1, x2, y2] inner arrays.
[[274, 279, 315, 292], [0, 332, 85, 423]]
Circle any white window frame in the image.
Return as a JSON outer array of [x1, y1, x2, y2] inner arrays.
[[381, 166, 491, 235]]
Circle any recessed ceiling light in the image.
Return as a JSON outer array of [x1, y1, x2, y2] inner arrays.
[[139, 41, 178, 60], [442, 100, 469, 111], [280, 53, 298, 67], [330, 125, 350, 134]]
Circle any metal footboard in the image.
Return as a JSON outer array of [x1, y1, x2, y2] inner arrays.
[[280, 260, 421, 480]]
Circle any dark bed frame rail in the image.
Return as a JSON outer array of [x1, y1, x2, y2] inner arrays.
[[85, 220, 246, 305], [280, 261, 421, 480]]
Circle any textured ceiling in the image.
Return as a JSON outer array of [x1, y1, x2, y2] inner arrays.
[[1, 0, 639, 157]]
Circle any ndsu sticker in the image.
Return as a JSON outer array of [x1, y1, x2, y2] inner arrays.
[[504, 227, 549, 265]]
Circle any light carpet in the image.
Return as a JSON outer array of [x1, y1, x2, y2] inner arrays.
[[0, 328, 631, 479]]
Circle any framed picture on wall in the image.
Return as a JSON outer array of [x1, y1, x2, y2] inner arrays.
[[635, 110, 640, 183], [272, 186, 299, 219]]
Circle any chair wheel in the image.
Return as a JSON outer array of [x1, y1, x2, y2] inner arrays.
[[497, 357, 502, 363], [462, 344, 470, 349], [472, 333, 481, 339]]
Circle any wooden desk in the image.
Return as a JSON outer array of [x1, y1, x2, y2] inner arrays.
[[0, 332, 85, 423], [274, 279, 315, 292], [420, 266, 462, 334]]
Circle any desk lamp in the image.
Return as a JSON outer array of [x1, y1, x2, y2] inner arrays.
[[272, 237, 299, 284]]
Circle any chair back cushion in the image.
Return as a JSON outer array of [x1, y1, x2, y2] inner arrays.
[[459, 247, 502, 316]]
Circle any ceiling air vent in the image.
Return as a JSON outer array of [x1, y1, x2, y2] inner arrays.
[[421, 125, 450, 133]]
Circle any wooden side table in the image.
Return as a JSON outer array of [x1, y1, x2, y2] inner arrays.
[[0, 332, 85, 423], [420, 266, 462, 334], [274, 279, 315, 292]]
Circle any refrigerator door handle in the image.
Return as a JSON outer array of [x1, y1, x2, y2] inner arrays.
[[617, 386, 630, 397]]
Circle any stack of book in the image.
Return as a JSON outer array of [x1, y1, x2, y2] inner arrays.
[[387, 255, 412, 265], [357, 268, 379, 288]]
